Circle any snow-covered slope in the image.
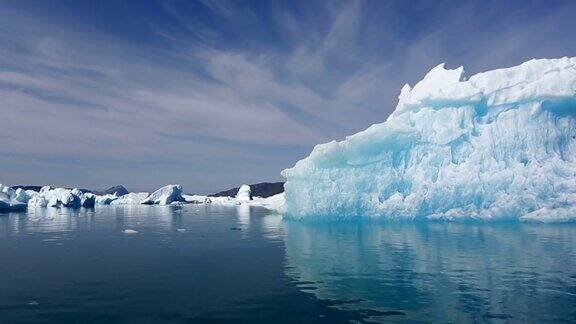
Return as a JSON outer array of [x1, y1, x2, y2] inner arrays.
[[282, 57, 576, 221]]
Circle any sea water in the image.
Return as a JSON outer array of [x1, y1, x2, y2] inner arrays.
[[1, 206, 575, 323]]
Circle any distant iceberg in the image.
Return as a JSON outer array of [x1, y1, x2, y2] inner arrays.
[[141, 185, 185, 205], [0, 182, 288, 212], [27, 187, 89, 209], [0, 184, 27, 212], [81, 193, 96, 207], [282, 58, 576, 221], [235, 184, 252, 202], [111, 192, 150, 205], [180, 184, 286, 212]]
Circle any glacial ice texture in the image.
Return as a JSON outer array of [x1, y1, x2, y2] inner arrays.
[[282, 58, 576, 221]]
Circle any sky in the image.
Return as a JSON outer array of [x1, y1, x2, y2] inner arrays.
[[1, 0, 576, 193]]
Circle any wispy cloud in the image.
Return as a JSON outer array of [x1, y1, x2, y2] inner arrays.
[[0, 0, 575, 192]]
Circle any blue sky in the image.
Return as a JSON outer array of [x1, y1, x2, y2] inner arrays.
[[1, 0, 575, 193]]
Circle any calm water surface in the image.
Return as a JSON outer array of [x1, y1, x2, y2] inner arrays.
[[1, 206, 575, 323]]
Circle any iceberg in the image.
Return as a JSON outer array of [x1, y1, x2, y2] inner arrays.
[[80, 193, 96, 207], [60, 191, 81, 208], [25, 187, 89, 209], [111, 192, 149, 205], [13, 188, 31, 203], [250, 193, 286, 213], [141, 185, 185, 205], [235, 185, 252, 202], [282, 57, 576, 221], [28, 195, 48, 208], [182, 194, 214, 204], [0, 185, 27, 212], [1, 185, 14, 196], [96, 194, 117, 205]]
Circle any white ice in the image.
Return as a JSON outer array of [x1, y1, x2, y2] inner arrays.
[[0, 184, 27, 212], [235, 184, 252, 202], [141, 185, 185, 205], [111, 192, 150, 205]]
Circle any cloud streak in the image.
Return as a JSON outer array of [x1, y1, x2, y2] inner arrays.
[[1, 0, 575, 192]]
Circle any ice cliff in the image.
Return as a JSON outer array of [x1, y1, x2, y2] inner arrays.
[[282, 58, 576, 221]]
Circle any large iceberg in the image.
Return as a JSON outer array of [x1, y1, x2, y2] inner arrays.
[[282, 58, 576, 221]]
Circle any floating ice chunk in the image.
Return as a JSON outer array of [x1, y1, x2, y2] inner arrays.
[[28, 195, 48, 208], [252, 193, 286, 213], [282, 57, 576, 221], [0, 184, 15, 199], [141, 185, 185, 205], [111, 192, 149, 205], [183, 194, 213, 204], [209, 196, 240, 205], [0, 191, 26, 212], [80, 193, 96, 208], [12, 188, 31, 203], [235, 185, 251, 203], [96, 194, 117, 205], [122, 229, 138, 234], [40, 186, 51, 194], [47, 195, 59, 207], [60, 191, 81, 208]]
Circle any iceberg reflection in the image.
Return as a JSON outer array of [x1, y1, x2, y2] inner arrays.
[[283, 221, 576, 323]]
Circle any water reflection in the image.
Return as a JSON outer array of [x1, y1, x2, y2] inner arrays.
[[283, 221, 576, 323], [0, 205, 195, 238], [2, 207, 575, 322], [237, 204, 251, 229], [261, 213, 284, 240]]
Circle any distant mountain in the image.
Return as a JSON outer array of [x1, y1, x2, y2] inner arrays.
[[11, 185, 92, 193], [210, 182, 284, 198], [102, 185, 129, 196], [10, 185, 43, 192]]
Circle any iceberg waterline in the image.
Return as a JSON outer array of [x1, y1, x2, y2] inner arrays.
[[0, 183, 285, 213], [282, 57, 576, 221]]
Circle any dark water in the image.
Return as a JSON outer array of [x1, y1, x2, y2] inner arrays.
[[1, 206, 575, 323]]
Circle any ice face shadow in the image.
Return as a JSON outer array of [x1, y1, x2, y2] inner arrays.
[[282, 221, 576, 323]]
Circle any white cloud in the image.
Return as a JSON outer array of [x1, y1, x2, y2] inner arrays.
[[0, 0, 574, 191]]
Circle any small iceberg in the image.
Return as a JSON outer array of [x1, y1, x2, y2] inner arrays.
[[141, 185, 185, 205], [0, 184, 29, 212], [111, 192, 150, 205], [235, 185, 252, 203]]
